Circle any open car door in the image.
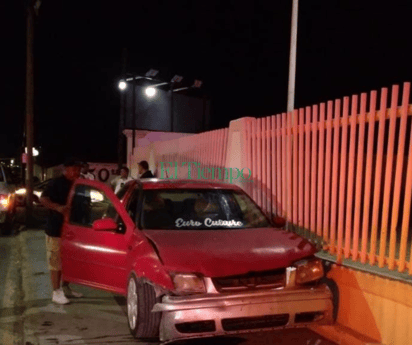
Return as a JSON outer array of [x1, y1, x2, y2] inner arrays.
[[60, 179, 137, 294]]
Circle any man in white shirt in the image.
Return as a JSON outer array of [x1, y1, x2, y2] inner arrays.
[[80, 163, 95, 180], [111, 166, 133, 194]]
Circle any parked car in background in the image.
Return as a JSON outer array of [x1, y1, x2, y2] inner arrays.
[[0, 163, 18, 235], [60, 178, 335, 343], [15, 179, 50, 207]]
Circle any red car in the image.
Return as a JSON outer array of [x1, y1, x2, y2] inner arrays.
[[61, 178, 335, 342]]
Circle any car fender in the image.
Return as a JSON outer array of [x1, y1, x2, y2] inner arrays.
[[127, 231, 174, 291]]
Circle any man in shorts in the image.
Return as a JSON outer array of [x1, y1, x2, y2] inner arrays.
[[40, 158, 84, 304]]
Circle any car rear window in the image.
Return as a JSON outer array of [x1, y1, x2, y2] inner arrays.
[[139, 189, 271, 230]]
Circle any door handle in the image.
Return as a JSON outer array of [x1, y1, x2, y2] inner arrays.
[[65, 232, 75, 240]]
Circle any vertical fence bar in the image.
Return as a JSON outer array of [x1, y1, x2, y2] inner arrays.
[[277, 115, 283, 216], [286, 112, 293, 223], [262, 118, 267, 213], [317, 103, 325, 237], [211, 131, 216, 176], [246, 122, 252, 195], [344, 95, 358, 259], [271, 116, 277, 215], [282, 113, 287, 218], [252, 120, 258, 201], [361, 91, 377, 263], [330, 99, 341, 253], [249, 123, 254, 194], [310, 105, 318, 234], [388, 83, 410, 269], [223, 129, 229, 178], [337, 97, 350, 263], [403, 122, 412, 273], [370, 88, 388, 266], [323, 101, 334, 242], [352, 93, 367, 260], [267, 117, 272, 216], [378, 85, 399, 268], [298, 109, 305, 228], [304, 107, 311, 230], [257, 118, 263, 208], [293, 110, 299, 225]]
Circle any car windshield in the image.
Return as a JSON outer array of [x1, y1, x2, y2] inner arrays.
[[139, 189, 271, 230]]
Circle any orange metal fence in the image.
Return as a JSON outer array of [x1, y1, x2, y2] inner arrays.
[[152, 82, 412, 275], [246, 82, 412, 274]]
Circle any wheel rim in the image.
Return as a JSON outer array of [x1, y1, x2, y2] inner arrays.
[[127, 278, 138, 329]]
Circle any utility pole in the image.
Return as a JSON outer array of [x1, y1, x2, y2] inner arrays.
[[117, 48, 127, 170], [287, 0, 299, 122], [25, 1, 40, 222]]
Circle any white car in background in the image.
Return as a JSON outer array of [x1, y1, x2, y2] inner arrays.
[[0, 164, 17, 235]]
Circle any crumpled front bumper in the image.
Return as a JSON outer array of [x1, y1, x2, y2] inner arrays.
[[153, 282, 334, 342]]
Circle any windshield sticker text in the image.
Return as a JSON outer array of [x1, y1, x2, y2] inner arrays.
[[175, 218, 243, 228]]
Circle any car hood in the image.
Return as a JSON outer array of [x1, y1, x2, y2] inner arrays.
[[143, 228, 317, 277]]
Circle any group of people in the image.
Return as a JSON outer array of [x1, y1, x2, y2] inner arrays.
[[40, 159, 154, 305], [110, 161, 154, 194]]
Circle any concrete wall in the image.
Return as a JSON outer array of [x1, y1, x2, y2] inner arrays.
[[124, 130, 194, 178], [312, 264, 412, 345]]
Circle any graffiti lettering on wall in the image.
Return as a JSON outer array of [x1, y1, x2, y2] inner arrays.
[[87, 163, 119, 184]]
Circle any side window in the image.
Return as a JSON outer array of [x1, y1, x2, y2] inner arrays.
[[69, 185, 121, 228]]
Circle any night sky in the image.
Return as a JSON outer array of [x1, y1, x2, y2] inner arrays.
[[3, 0, 412, 166]]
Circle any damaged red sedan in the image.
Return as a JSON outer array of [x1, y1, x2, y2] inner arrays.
[[61, 178, 335, 342]]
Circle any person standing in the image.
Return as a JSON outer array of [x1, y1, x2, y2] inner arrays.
[[111, 166, 133, 194], [40, 158, 84, 305], [138, 160, 154, 178], [80, 162, 95, 180]]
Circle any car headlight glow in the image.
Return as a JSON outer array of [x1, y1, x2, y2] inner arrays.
[[15, 188, 27, 195], [0, 194, 10, 208], [34, 191, 42, 198], [171, 273, 206, 294], [293, 258, 324, 285]]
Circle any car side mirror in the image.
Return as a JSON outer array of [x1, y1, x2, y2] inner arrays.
[[272, 215, 286, 228], [92, 218, 118, 231]]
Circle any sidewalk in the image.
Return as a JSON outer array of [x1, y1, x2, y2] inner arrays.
[[1, 229, 141, 345]]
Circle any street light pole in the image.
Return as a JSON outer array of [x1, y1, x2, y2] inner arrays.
[[287, 0, 299, 121], [118, 48, 127, 171], [25, 3, 35, 220]]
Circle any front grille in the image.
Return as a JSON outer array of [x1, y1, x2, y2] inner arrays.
[[222, 314, 289, 331], [212, 268, 286, 292], [175, 320, 216, 334]]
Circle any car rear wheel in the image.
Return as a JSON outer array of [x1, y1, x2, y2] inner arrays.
[[127, 274, 161, 340]]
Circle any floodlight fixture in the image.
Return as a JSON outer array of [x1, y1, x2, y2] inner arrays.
[[118, 80, 127, 90], [145, 69, 159, 78], [171, 75, 183, 83], [193, 80, 203, 88], [145, 87, 157, 98]]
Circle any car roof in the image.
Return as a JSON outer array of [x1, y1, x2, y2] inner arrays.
[[137, 178, 243, 191]]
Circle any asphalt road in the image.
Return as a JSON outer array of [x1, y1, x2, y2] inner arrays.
[[0, 207, 337, 345]]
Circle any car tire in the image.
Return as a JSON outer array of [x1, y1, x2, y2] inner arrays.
[[127, 274, 161, 341]]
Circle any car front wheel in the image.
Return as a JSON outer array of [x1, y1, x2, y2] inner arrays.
[[127, 274, 161, 341]]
